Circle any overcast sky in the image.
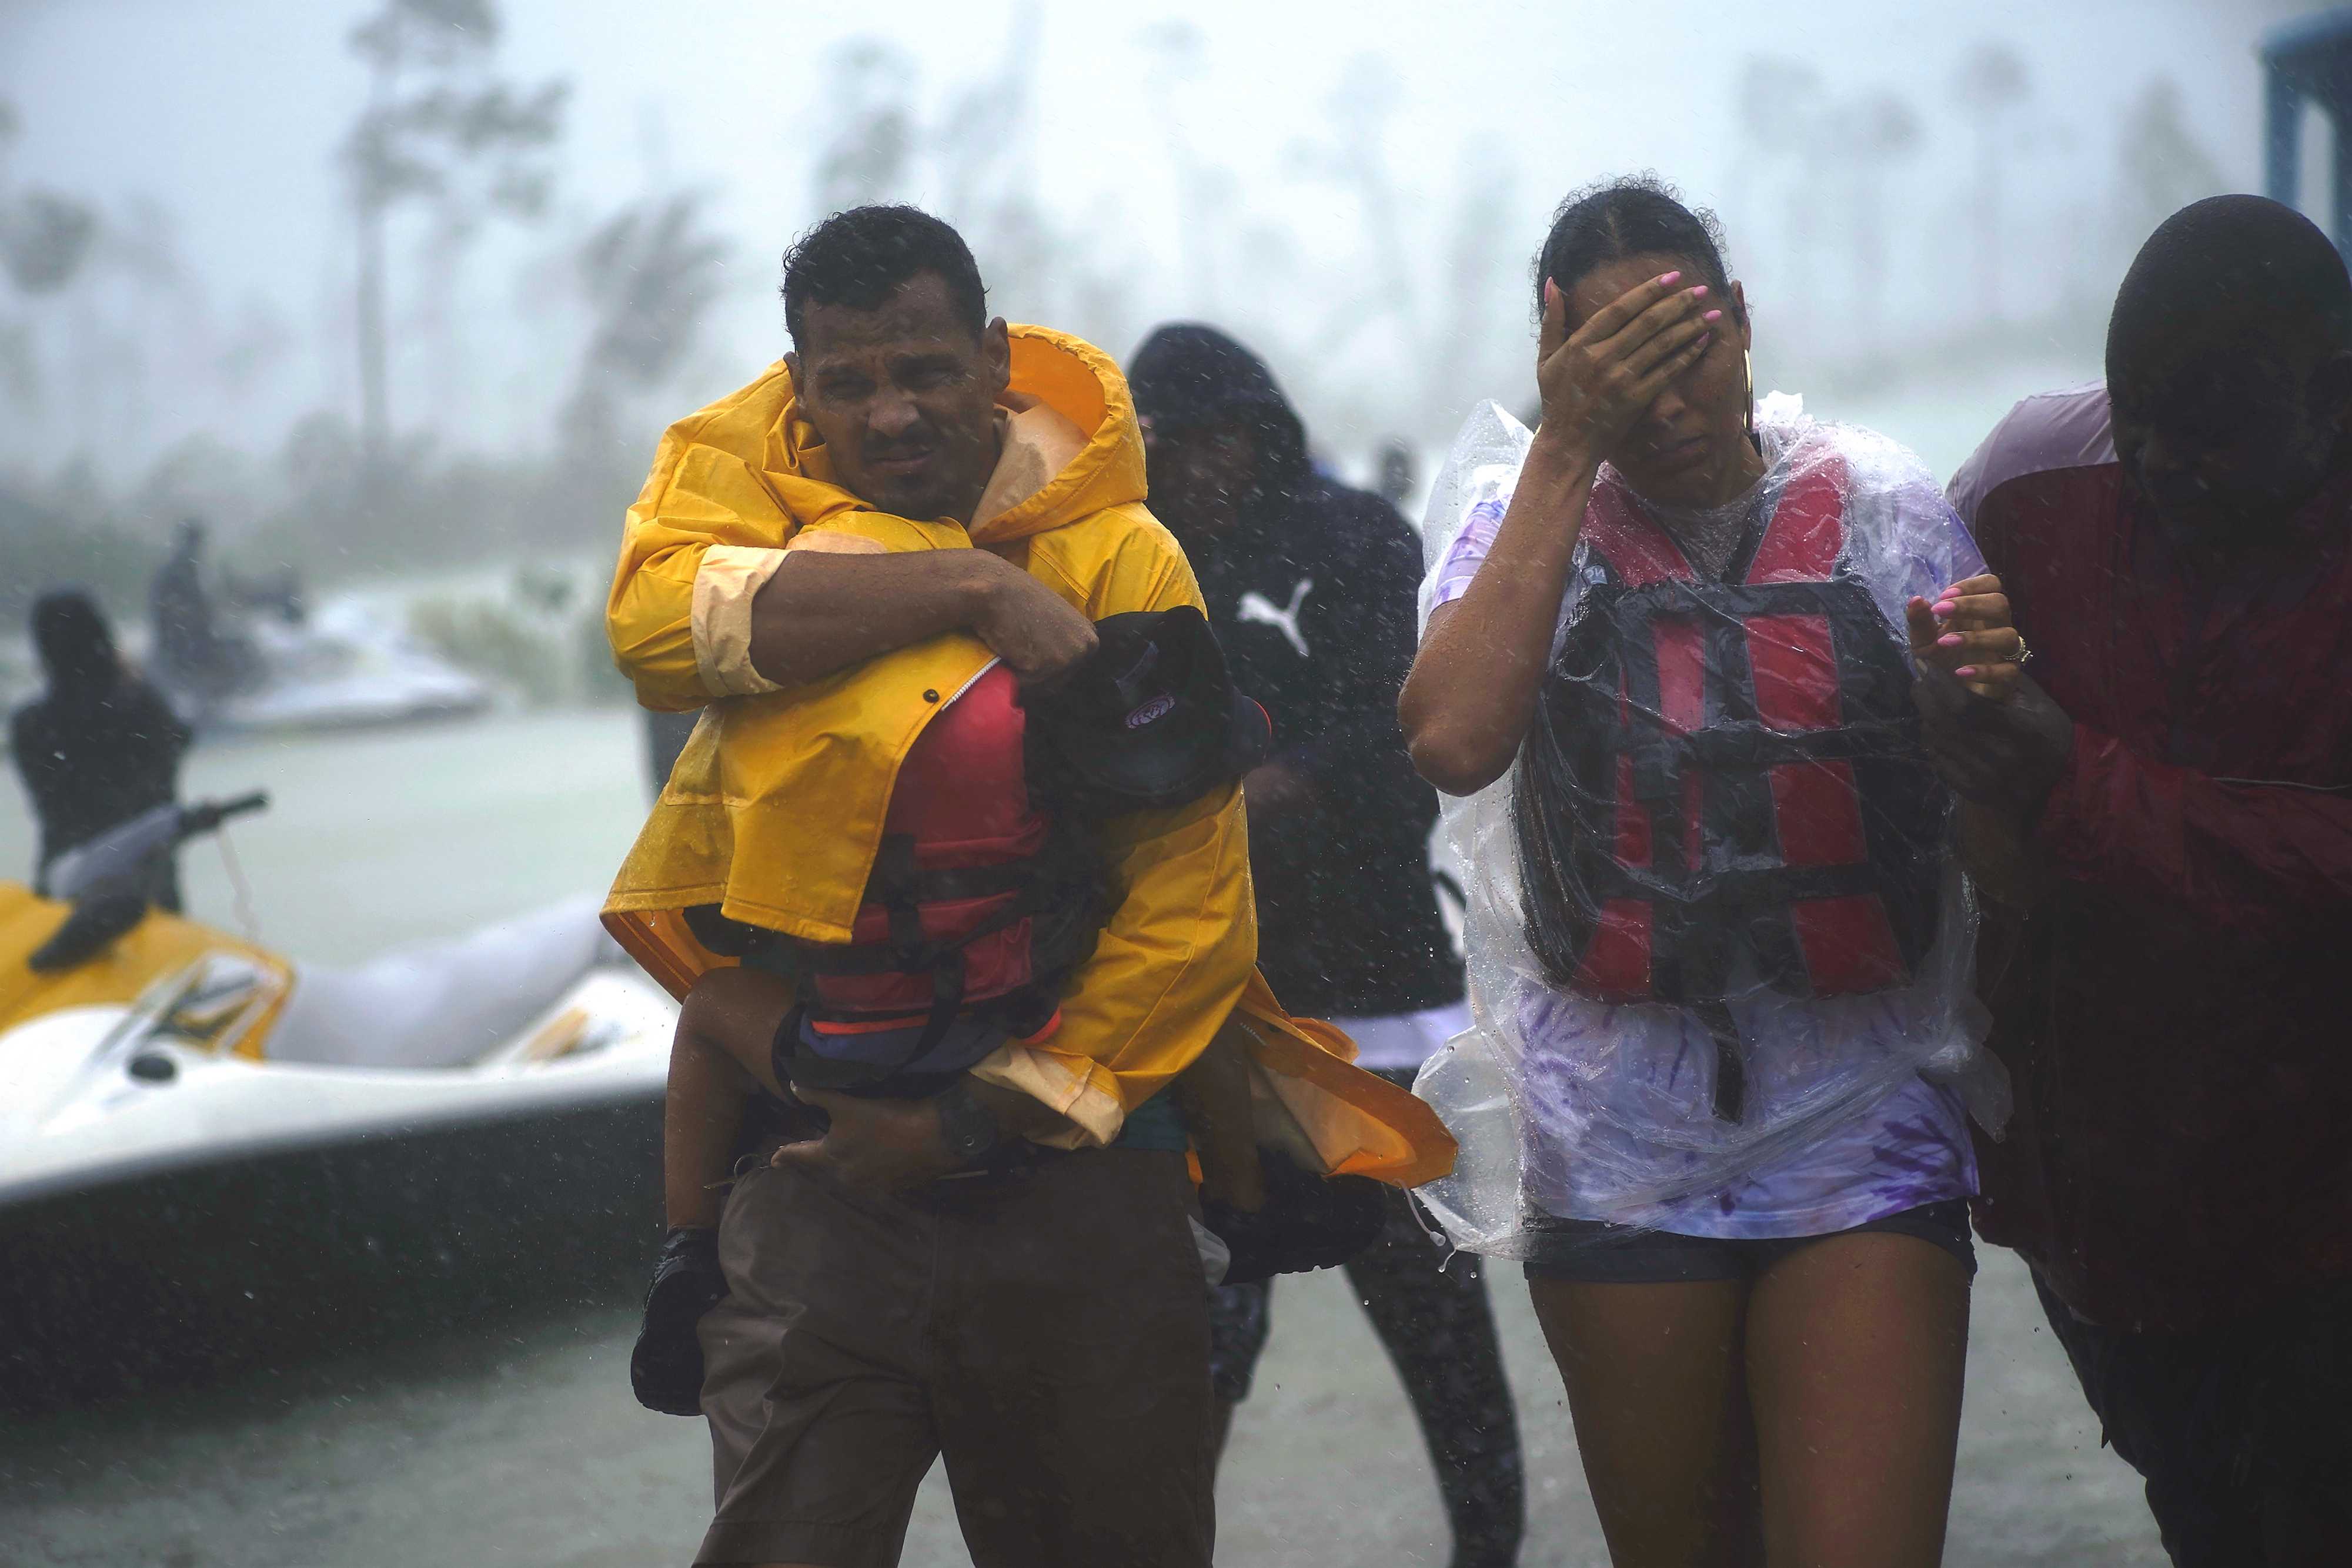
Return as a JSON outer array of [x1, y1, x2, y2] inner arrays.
[[0, 0, 2317, 470]]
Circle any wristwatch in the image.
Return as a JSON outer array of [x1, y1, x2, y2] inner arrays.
[[936, 1081, 1006, 1164]]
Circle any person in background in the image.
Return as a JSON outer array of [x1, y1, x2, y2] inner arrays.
[[10, 589, 191, 909], [1377, 437, 1419, 514], [150, 520, 219, 694], [1402, 177, 2021, 1567], [1937, 194, 2352, 1567], [1129, 322, 1524, 1568]]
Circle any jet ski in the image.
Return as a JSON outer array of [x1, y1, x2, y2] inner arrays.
[[173, 598, 495, 735], [0, 796, 678, 1407]]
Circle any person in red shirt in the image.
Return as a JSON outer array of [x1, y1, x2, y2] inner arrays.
[[1932, 194, 2352, 1565]]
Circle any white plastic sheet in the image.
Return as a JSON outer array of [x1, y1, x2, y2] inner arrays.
[[1410, 400, 2008, 1257]]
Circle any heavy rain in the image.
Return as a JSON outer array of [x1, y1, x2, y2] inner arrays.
[[0, 3, 2341, 1565]]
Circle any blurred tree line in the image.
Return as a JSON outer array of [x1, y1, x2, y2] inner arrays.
[[0, 5, 2244, 637], [0, 0, 729, 628], [1729, 42, 2229, 392]]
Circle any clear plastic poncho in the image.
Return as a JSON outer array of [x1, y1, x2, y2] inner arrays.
[[1410, 397, 2009, 1258]]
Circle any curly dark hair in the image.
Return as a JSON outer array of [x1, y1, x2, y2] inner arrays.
[[1534, 173, 1735, 323], [780, 204, 988, 348]]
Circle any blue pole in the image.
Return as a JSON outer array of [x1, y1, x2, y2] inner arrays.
[[2336, 103, 2352, 257], [2269, 69, 2304, 209]]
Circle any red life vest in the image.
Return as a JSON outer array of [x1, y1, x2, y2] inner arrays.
[[687, 663, 1107, 1092], [1514, 455, 1945, 1031]]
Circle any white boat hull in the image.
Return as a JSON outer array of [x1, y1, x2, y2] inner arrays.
[[0, 896, 683, 1406]]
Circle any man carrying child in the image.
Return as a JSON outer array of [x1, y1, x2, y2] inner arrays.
[[600, 206, 1445, 1568]]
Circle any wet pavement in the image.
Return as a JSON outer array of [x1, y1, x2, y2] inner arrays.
[[0, 710, 2165, 1565], [0, 1242, 2161, 1566]]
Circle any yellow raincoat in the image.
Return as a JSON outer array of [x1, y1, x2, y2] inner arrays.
[[603, 326, 1451, 1186]]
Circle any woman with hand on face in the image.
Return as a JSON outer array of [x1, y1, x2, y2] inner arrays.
[[1399, 178, 2022, 1567]]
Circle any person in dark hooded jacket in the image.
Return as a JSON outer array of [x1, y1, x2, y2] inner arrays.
[[1129, 324, 1459, 1014], [1130, 323, 1524, 1568], [11, 589, 191, 910]]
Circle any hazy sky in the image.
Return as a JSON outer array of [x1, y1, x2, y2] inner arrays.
[[0, 0, 2316, 468]]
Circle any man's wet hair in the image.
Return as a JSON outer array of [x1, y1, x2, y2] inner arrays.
[[1535, 174, 1735, 322], [2108, 195, 2352, 384], [780, 205, 988, 349]]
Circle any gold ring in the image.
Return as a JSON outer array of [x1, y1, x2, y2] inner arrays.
[[2013, 634, 2033, 666]]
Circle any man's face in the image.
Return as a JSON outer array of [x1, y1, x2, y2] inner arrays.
[[1141, 417, 1256, 550], [2110, 328, 2351, 549], [786, 273, 1010, 524]]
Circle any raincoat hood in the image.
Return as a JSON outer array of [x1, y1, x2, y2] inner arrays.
[[604, 326, 1168, 953], [741, 323, 1147, 549], [31, 590, 122, 693], [1128, 323, 1311, 489]]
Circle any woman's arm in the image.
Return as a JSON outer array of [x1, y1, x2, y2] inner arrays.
[[1955, 799, 2053, 909], [1399, 435, 1601, 795], [1401, 268, 1719, 796]]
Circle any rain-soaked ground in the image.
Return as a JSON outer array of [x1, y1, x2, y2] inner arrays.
[[0, 709, 2165, 1565]]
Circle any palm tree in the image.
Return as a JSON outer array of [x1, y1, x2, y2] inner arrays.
[[564, 191, 730, 452], [1841, 93, 1925, 360], [1955, 42, 2031, 325], [339, 0, 566, 472]]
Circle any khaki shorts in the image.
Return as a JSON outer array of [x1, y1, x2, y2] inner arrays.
[[696, 1148, 1215, 1568]]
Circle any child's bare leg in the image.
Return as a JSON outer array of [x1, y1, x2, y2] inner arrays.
[[664, 966, 796, 1228]]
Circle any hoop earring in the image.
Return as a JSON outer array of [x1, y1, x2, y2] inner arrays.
[[1744, 349, 1756, 438]]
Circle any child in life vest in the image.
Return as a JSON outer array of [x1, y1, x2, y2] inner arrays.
[[629, 608, 1303, 1416]]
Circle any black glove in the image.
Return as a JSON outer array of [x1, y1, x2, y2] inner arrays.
[[1201, 1150, 1387, 1287], [629, 1226, 728, 1417]]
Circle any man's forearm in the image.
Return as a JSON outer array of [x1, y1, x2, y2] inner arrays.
[[964, 1075, 1081, 1144], [748, 549, 998, 687]]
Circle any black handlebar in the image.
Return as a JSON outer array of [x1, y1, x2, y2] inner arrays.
[[25, 791, 274, 969], [180, 791, 270, 837]]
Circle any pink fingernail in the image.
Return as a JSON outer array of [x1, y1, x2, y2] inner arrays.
[[1955, 666, 1980, 678], [1689, 285, 1709, 298], [1932, 601, 1957, 616], [1658, 270, 1681, 285], [1937, 634, 1963, 648], [1703, 309, 1724, 322]]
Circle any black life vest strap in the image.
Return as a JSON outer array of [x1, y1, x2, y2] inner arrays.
[[886, 863, 1036, 903], [1521, 456, 1942, 1119], [1583, 857, 1888, 908], [1611, 592, 1685, 867], [777, 817, 1107, 1086], [777, 859, 1089, 981], [869, 834, 928, 960], [1585, 570, 1920, 818], [1610, 576, 1877, 623], [1633, 713, 1923, 775], [721, 741, 1117, 1094], [1690, 999, 1746, 1122]]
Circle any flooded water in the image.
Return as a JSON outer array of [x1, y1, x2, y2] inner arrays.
[[0, 707, 2163, 1565]]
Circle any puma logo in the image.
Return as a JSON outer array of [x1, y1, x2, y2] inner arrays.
[[1237, 576, 1314, 658]]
